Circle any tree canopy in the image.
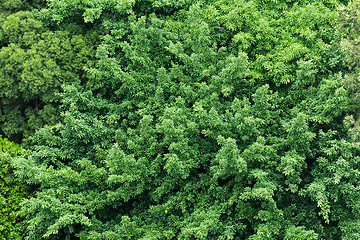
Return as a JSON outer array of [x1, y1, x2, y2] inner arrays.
[[0, 6, 98, 142], [2, 0, 360, 239]]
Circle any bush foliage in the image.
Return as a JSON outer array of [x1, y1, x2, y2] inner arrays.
[[0, 136, 26, 240], [2, 0, 360, 239]]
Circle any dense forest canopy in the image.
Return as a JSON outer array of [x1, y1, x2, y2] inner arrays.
[[2, 0, 360, 239]]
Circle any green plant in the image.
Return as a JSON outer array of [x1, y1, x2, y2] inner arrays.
[[0, 136, 27, 240]]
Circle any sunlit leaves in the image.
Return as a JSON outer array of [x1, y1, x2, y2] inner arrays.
[[0, 136, 27, 240]]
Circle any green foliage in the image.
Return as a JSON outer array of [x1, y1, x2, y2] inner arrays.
[[339, 0, 360, 141], [9, 0, 360, 239], [0, 11, 98, 142], [0, 136, 27, 240], [0, 0, 45, 18]]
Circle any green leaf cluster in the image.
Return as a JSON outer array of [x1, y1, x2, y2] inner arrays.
[[0, 9, 98, 142], [0, 136, 27, 240], [339, 0, 360, 142]]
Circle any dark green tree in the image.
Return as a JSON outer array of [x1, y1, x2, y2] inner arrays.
[[0, 10, 98, 142], [0, 0, 44, 18]]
